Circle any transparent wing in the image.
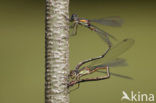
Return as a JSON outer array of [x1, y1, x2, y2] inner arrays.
[[87, 58, 132, 80], [88, 39, 135, 66], [92, 58, 128, 68], [80, 58, 132, 80], [90, 16, 123, 27], [87, 58, 127, 72], [91, 24, 117, 47], [93, 58, 132, 80]]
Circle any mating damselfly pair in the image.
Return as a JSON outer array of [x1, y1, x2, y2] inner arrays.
[[68, 14, 134, 89]]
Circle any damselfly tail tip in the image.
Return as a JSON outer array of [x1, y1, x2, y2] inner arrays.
[[123, 38, 129, 42], [123, 38, 135, 42]]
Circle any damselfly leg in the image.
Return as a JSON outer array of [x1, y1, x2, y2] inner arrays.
[[68, 39, 134, 89]]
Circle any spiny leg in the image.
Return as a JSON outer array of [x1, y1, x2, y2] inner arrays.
[[70, 22, 78, 36], [69, 76, 81, 92]]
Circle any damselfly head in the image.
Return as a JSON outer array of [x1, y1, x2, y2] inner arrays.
[[69, 70, 77, 79], [70, 14, 78, 22]]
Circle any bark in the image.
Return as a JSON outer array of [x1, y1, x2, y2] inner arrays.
[[45, 0, 69, 103]]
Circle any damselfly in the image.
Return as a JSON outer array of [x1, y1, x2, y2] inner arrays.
[[70, 14, 123, 47], [69, 14, 123, 70], [68, 39, 134, 88]]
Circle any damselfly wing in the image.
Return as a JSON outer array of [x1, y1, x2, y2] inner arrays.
[[89, 16, 123, 27]]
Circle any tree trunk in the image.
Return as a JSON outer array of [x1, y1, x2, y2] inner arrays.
[[45, 0, 69, 103]]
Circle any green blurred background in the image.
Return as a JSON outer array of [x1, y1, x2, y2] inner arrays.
[[0, 0, 156, 103]]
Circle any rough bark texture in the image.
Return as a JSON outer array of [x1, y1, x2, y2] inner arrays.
[[45, 0, 69, 103]]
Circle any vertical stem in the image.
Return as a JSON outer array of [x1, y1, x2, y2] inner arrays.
[[45, 0, 69, 103]]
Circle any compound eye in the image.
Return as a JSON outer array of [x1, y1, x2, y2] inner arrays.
[[70, 16, 75, 21]]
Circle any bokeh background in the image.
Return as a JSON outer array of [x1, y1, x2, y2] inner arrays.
[[0, 0, 156, 103]]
